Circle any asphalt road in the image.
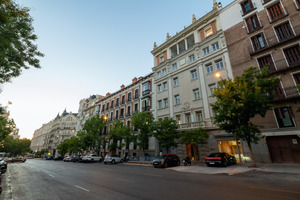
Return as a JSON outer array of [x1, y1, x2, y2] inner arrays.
[[1, 159, 300, 200]]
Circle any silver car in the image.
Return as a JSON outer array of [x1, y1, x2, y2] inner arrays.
[[103, 155, 122, 164]]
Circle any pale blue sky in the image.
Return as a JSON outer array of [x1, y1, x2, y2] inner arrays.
[[0, 0, 233, 139]]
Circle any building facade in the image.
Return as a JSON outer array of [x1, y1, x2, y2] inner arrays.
[[151, 1, 235, 162], [96, 73, 156, 157], [220, 0, 300, 163], [30, 122, 52, 152]]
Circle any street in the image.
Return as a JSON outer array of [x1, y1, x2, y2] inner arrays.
[[1, 159, 300, 200]]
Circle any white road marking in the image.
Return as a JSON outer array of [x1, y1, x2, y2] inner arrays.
[[74, 185, 90, 192], [249, 186, 300, 194], [48, 174, 55, 177], [116, 178, 134, 183]]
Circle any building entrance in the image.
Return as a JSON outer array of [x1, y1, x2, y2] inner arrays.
[[217, 140, 243, 163]]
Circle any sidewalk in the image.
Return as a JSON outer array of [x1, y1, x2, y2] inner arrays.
[[125, 161, 300, 176], [166, 163, 300, 175]]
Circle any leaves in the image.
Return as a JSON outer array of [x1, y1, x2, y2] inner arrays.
[[0, 0, 44, 84], [179, 127, 208, 145]]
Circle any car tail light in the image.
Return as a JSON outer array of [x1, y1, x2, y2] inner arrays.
[[205, 157, 222, 160], [110, 158, 112, 160]]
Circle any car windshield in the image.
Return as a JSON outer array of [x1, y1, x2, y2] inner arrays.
[[157, 155, 167, 159]]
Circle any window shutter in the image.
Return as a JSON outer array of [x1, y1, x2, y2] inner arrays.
[[200, 29, 205, 41], [211, 21, 217, 34]]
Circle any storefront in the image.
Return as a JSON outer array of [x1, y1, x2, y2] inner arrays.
[[217, 140, 244, 163]]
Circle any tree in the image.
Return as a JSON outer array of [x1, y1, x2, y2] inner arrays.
[[2, 136, 31, 156], [0, 115, 15, 141], [108, 120, 124, 153], [56, 140, 69, 156], [81, 116, 106, 155], [67, 136, 81, 155], [212, 67, 279, 167], [153, 118, 178, 153], [131, 112, 154, 154], [121, 125, 135, 156], [0, 0, 44, 84]]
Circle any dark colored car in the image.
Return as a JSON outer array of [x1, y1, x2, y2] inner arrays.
[[45, 156, 54, 160], [71, 155, 82, 162], [152, 154, 180, 168], [54, 156, 64, 161], [0, 160, 7, 172], [205, 152, 236, 167]]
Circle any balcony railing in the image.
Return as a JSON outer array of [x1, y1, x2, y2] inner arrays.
[[134, 95, 139, 100], [178, 120, 217, 129], [272, 86, 300, 101], [142, 89, 150, 96], [142, 106, 150, 112]]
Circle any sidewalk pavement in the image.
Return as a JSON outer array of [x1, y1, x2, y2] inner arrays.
[[126, 162, 300, 176]]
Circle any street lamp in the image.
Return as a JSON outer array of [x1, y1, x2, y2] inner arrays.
[[215, 72, 223, 80]]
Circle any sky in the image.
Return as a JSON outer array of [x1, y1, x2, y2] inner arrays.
[[0, 0, 233, 139]]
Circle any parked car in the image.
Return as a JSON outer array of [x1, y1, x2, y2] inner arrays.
[[0, 160, 7, 172], [82, 154, 103, 163], [11, 157, 26, 163], [205, 152, 236, 167], [71, 155, 82, 162], [45, 156, 54, 160], [63, 156, 72, 162], [54, 156, 64, 161], [152, 154, 180, 168], [103, 155, 122, 164]]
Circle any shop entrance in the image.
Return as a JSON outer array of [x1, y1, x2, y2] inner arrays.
[[218, 140, 243, 163], [186, 144, 199, 161]]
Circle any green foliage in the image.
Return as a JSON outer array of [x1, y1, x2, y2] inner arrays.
[[0, 114, 15, 141], [2, 135, 31, 155], [121, 125, 136, 152], [56, 140, 69, 156], [131, 112, 154, 151], [212, 66, 279, 167], [108, 120, 124, 152], [67, 136, 81, 154], [0, 0, 44, 84], [179, 127, 208, 145], [153, 118, 178, 153]]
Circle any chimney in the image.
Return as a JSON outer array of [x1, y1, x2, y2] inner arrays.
[[132, 77, 137, 84], [106, 92, 111, 97], [120, 84, 125, 90]]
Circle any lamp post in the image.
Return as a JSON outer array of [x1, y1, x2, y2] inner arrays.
[[214, 72, 243, 165]]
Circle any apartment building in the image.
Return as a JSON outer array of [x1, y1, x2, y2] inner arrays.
[[96, 73, 156, 157], [43, 109, 78, 156], [30, 122, 52, 152], [220, 0, 300, 163], [76, 95, 105, 134], [151, 1, 234, 162]]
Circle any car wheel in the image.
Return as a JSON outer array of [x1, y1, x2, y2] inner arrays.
[[177, 161, 180, 166], [111, 160, 115, 164], [164, 162, 168, 168], [91, 159, 94, 163], [223, 160, 228, 167], [104, 162, 107, 164]]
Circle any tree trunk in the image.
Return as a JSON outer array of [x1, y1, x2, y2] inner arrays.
[[247, 141, 256, 168]]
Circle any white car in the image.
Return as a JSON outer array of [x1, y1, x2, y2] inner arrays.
[[82, 154, 103, 163], [103, 155, 122, 164]]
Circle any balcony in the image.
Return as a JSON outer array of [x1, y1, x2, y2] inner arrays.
[[126, 113, 131, 117], [121, 101, 125, 105], [120, 115, 124, 119], [272, 86, 300, 101], [178, 120, 217, 129], [142, 89, 150, 96], [134, 95, 139, 100], [127, 98, 132, 103], [142, 106, 150, 112]]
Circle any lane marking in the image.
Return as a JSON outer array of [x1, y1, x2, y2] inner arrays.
[[48, 174, 55, 177], [74, 185, 90, 192], [116, 178, 134, 183], [249, 186, 300, 194]]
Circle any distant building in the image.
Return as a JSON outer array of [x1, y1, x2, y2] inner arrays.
[[10, 128, 20, 139]]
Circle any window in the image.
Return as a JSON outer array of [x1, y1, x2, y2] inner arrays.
[[274, 22, 295, 42], [121, 95, 125, 104], [185, 113, 191, 123], [120, 108, 124, 118], [179, 40, 186, 53], [163, 82, 168, 90], [191, 70, 198, 80], [142, 81, 150, 95], [158, 84, 162, 92], [189, 54, 195, 62], [158, 100, 162, 109], [267, 2, 286, 22], [209, 84, 217, 96], [283, 45, 300, 67], [102, 105, 105, 112], [157, 71, 161, 78], [134, 103, 138, 112], [106, 102, 109, 110], [127, 121, 131, 127], [172, 63, 178, 70], [203, 47, 210, 55], [176, 115, 181, 124], [212, 42, 219, 51], [205, 27, 213, 38], [162, 68, 167, 75], [206, 64, 213, 74], [251, 33, 267, 52], [245, 14, 261, 33], [257, 54, 276, 72], [174, 78, 179, 86], [160, 56, 164, 62], [175, 95, 180, 105], [240, 0, 255, 16], [293, 73, 300, 84], [111, 100, 114, 108], [116, 98, 119, 106], [295, 0, 300, 9], [164, 99, 168, 108], [274, 107, 295, 128], [216, 60, 224, 70], [193, 89, 200, 100], [127, 106, 131, 116], [195, 111, 203, 122], [134, 89, 139, 99], [110, 112, 113, 120], [142, 97, 150, 111], [127, 92, 132, 102], [115, 110, 119, 119]]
